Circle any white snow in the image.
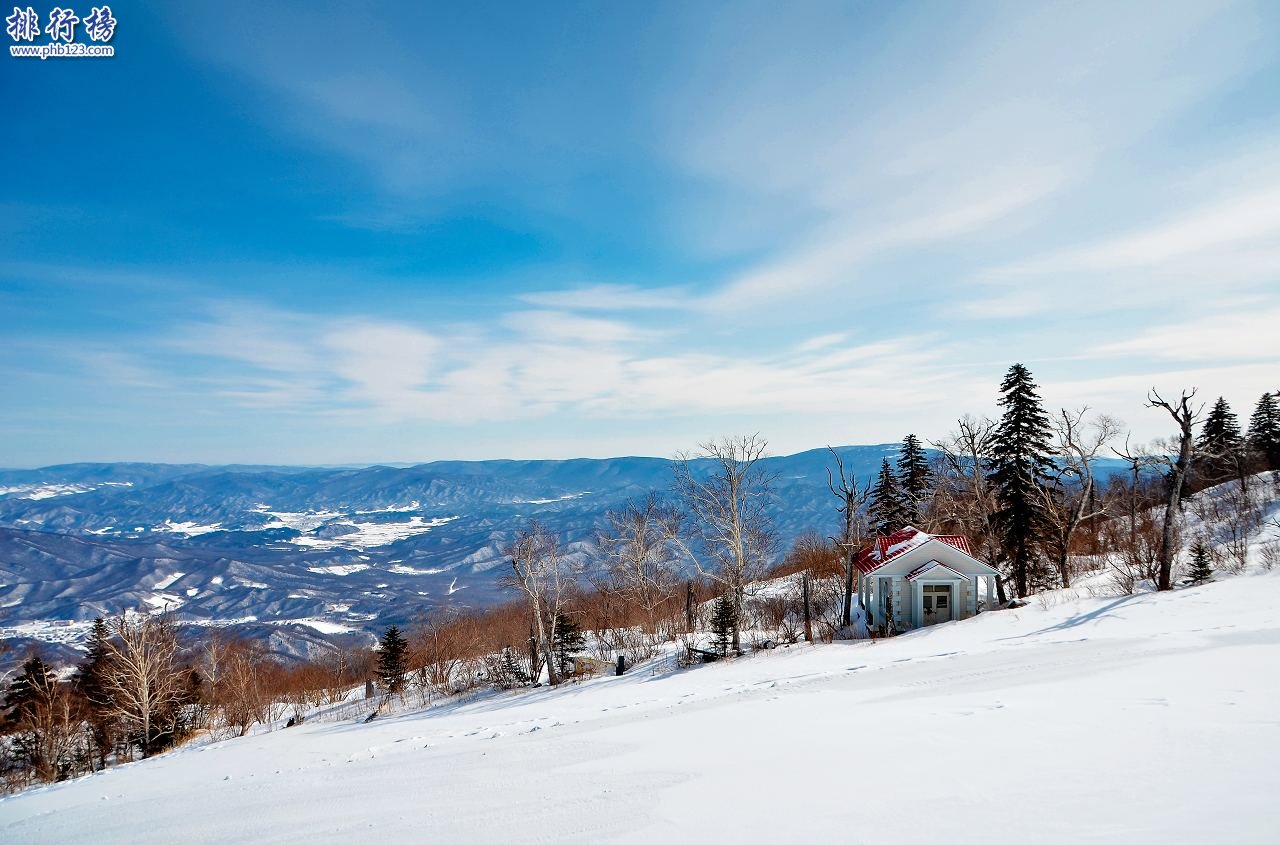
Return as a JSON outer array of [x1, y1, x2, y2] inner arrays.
[[0, 618, 96, 645], [142, 593, 185, 611], [0, 483, 95, 500], [305, 564, 371, 576], [386, 563, 447, 575], [256, 509, 344, 532], [154, 521, 223, 537], [3, 571, 1277, 843], [290, 515, 458, 550], [0, 481, 132, 500], [354, 501, 422, 514], [154, 572, 185, 590], [511, 491, 591, 504], [267, 618, 354, 635]]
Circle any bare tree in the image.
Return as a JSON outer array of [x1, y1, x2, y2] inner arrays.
[[217, 639, 277, 737], [3, 658, 89, 784], [931, 415, 1006, 601], [827, 446, 872, 627], [672, 434, 777, 653], [100, 615, 188, 756], [596, 493, 683, 636], [198, 630, 234, 693], [1039, 408, 1121, 586], [1123, 389, 1204, 591], [411, 608, 480, 696], [503, 523, 579, 686]]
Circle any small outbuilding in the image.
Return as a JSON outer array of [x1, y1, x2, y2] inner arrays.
[[856, 526, 1000, 633]]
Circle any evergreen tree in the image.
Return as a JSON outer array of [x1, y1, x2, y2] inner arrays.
[[73, 617, 111, 707], [1247, 392, 1280, 471], [1197, 396, 1243, 482], [709, 595, 738, 657], [987, 363, 1055, 598], [869, 457, 907, 535], [73, 617, 116, 767], [896, 433, 933, 525], [1187, 541, 1214, 585], [375, 625, 409, 695], [496, 647, 530, 689], [552, 612, 585, 675], [2, 655, 54, 728]]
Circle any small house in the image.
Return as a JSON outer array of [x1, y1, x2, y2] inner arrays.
[[856, 526, 1000, 633]]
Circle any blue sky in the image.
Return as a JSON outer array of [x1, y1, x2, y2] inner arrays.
[[3, 0, 1279, 466]]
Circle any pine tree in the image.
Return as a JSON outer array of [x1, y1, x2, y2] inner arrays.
[[987, 363, 1055, 598], [709, 595, 738, 657], [1187, 541, 1214, 585], [2, 656, 53, 728], [552, 612, 585, 675], [376, 625, 409, 695], [1247, 392, 1280, 471], [1197, 396, 1243, 482], [869, 457, 907, 535], [496, 647, 530, 689], [896, 433, 933, 525], [73, 617, 111, 707], [73, 617, 115, 767]]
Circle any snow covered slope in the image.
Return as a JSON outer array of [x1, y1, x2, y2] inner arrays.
[[3, 571, 1277, 843]]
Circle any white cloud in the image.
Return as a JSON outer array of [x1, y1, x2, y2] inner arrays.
[[1095, 306, 1280, 363], [518, 284, 690, 312], [991, 185, 1280, 278], [325, 322, 441, 412], [501, 310, 657, 345]]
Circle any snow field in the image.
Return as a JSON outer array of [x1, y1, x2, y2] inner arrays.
[[2, 571, 1278, 843]]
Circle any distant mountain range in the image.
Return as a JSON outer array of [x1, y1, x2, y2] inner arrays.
[[0, 447, 1133, 664]]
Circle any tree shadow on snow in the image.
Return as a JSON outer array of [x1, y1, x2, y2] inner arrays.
[[996, 594, 1144, 641]]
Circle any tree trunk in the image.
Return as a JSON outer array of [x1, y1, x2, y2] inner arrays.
[[527, 623, 540, 684], [802, 571, 814, 643], [531, 610, 560, 687], [841, 540, 855, 626], [731, 587, 743, 653], [685, 580, 695, 633], [1014, 545, 1028, 599], [1158, 431, 1194, 591]]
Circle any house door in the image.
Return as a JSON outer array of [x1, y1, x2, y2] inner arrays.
[[922, 584, 952, 626]]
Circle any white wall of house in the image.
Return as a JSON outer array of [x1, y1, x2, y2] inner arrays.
[[860, 539, 999, 633]]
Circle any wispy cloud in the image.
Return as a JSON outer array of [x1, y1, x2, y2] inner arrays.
[[989, 185, 1280, 279], [1096, 306, 1280, 363], [518, 284, 690, 312], [501, 310, 660, 344], [112, 298, 969, 426]]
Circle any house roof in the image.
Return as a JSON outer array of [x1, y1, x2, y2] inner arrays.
[[906, 560, 971, 581], [855, 526, 975, 575]]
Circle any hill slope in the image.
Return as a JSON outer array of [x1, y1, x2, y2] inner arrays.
[[2, 572, 1275, 843]]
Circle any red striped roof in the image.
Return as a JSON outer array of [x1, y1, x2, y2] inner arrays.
[[855, 526, 973, 574]]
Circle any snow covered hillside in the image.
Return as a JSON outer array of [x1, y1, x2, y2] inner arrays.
[[3, 571, 1276, 843]]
